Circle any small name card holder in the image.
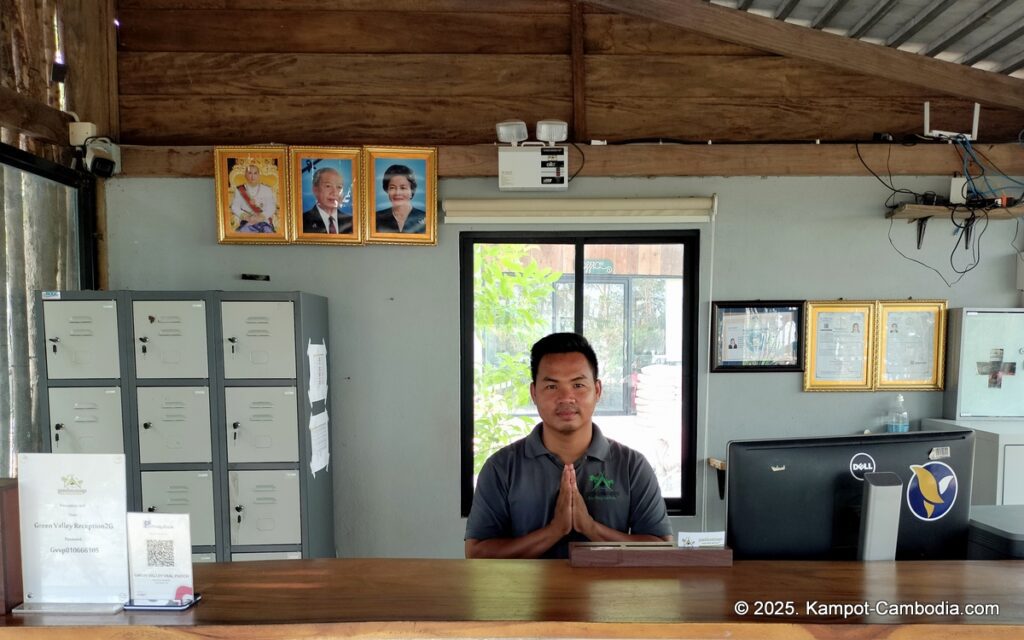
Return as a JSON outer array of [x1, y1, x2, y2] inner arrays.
[[569, 541, 733, 568], [124, 512, 198, 611], [13, 453, 129, 614]]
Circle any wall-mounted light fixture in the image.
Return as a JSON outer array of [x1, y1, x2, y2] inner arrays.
[[496, 120, 529, 146], [496, 119, 570, 191]]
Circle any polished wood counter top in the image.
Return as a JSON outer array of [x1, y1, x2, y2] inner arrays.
[[2, 558, 1023, 639]]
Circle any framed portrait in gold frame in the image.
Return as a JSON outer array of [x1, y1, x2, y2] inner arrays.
[[215, 146, 289, 244], [289, 147, 363, 245], [875, 300, 946, 391], [804, 300, 875, 391], [364, 146, 437, 245]]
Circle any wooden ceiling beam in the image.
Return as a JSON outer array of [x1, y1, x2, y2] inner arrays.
[[119, 143, 1024, 178], [0, 85, 71, 145], [572, 1, 587, 142], [585, 0, 1024, 111]]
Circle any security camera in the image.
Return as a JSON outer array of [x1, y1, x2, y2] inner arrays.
[[83, 138, 121, 177]]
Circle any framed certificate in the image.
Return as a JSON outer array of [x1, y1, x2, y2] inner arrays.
[[710, 301, 803, 372], [875, 300, 946, 390], [804, 300, 875, 391]]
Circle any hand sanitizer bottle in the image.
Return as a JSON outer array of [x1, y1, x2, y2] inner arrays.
[[886, 394, 910, 433]]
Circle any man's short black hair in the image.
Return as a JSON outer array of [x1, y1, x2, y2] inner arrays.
[[530, 332, 599, 382]]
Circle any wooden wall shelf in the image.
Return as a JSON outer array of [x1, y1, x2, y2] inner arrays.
[[888, 203, 1024, 221]]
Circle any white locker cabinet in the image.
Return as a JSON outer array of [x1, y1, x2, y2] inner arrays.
[[133, 300, 209, 379], [42, 299, 120, 379], [221, 301, 297, 379], [224, 387, 299, 463], [231, 551, 302, 561], [136, 387, 212, 464], [141, 470, 217, 546], [47, 387, 123, 453], [38, 290, 334, 562], [945, 308, 1024, 419], [228, 470, 301, 546], [922, 419, 1024, 506]]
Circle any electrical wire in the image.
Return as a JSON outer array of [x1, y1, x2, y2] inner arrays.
[[568, 142, 586, 182]]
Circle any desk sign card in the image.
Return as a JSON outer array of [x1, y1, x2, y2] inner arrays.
[[16, 453, 129, 610], [677, 531, 726, 549], [126, 512, 195, 608]]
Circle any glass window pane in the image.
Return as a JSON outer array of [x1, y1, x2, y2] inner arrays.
[[583, 244, 684, 499], [471, 243, 573, 476]]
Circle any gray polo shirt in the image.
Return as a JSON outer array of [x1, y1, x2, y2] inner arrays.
[[465, 423, 671, 559]]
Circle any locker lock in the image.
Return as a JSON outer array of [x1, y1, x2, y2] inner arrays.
[[147, 506, 157, 513], [54, 423, 64, 442], [48, 337, 60, 353], [143, 422, 153, 430], [232, 421, 240, 440], [138, 336, 149, 354], [227, 336, 238, 354], [234, 504, 244, 523]]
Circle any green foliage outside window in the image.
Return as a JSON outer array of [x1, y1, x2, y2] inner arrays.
[[472, 244, 561, 474]]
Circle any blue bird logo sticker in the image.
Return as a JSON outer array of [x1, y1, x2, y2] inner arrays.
[[906, 461, 958, 521]]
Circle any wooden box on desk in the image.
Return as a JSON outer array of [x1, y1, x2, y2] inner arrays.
[[0, 480, 21, 613], [569, 541, 733, 567]]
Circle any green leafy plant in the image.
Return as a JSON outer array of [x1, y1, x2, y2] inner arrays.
[[472, 244, 561, 473]]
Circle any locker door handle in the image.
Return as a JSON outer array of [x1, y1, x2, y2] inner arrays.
[[48, 337, 60, 353], [227, 337, 238, 354], [235, 505, 244, 523], [143, 422, 153, 430], [232, 421, 240, 440], [54, 423, 64, 442], [147, 506, 157, 512], [138, 336, 149, 354]]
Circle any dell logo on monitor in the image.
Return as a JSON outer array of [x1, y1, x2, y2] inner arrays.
[[849, 452, 876, 480]]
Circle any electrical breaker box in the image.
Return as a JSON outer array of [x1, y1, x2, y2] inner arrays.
[[498, 146, 569, 191]]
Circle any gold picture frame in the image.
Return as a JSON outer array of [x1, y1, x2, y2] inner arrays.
[[364, 146, 437, 245], [215, 146, 289, 244], [289, 147, 363, 245], [875, 300, 946, 391], [804, 300, 875, 391]]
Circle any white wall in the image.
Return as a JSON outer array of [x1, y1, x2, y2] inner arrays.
[[105, 174, 1023, 557]]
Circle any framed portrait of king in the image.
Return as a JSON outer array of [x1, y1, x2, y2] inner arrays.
[[215, 146, 289, 244], [364, 146, 437, 245], [289, 147, 363, 245]]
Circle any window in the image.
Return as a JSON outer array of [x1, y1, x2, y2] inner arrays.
[[460, 231, 699, 515], [1, 142, 97, 475]]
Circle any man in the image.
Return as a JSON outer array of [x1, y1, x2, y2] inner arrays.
[[302, 167, 353, 234], [230, 162, 277, 233], [465, 333, 672, 559]]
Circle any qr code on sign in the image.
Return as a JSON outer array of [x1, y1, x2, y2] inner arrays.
[[146, 539, 175, 567]]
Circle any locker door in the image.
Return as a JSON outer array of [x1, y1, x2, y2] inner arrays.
[[221, 301, 296, 379], [228, 470, 301, 546], [133, 300, 209, 379], [137, 387, 212, 463], [141, 471, 216, 546], [43, 300, 120, 379], [1004, 445, 1024, 505], [224, 387, 299, 463], [48, 387, 123, 453]]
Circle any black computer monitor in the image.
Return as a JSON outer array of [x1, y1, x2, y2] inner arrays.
[[726, 429, 974, 560]]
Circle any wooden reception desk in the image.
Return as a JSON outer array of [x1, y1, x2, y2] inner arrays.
[[1, 558, 1023, 639]]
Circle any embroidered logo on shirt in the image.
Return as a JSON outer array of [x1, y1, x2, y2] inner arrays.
[[589, 473, 614, 490]]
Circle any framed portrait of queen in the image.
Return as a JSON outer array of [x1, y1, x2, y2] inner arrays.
[[215, 146, 289, 244], [364, 146, 437, 245]]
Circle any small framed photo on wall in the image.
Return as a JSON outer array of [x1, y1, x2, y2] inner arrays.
[[364, 146, 437, 245], [804, 300, 876, 391], [710, 301, 804, 372], [875, 300, 946, 391], [214, 146, 289, 244], [289, 147, 362, 245]]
